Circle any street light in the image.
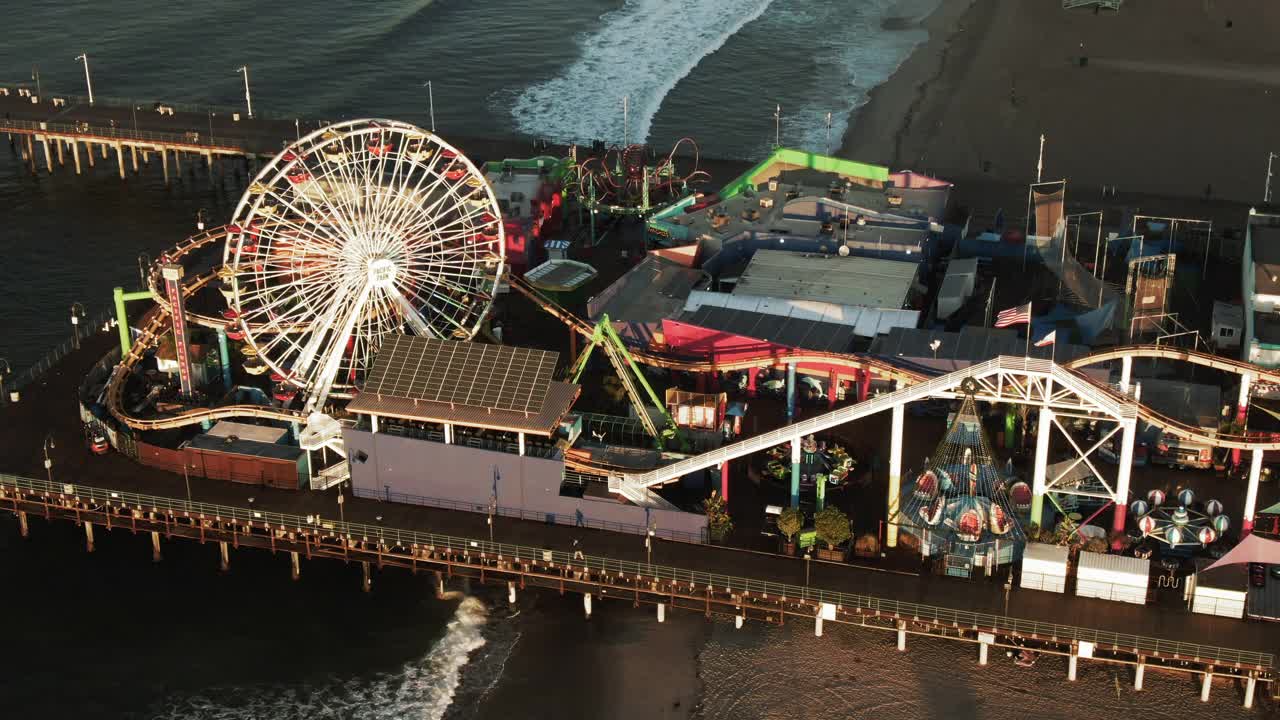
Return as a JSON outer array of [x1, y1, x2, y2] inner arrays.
[[31, 65, 41, 99], [42, 434, 55, 484], [804, 551, 812, 586], [236, 66, 253, 119], [182, 463, 193, 509], [70, 302, 85, 350], [196, 209, 207, 231], [929, 339, 942, 360], [646, 526, 656, 565], [423, 81, 436, 132], [74, 53, 94, 105]]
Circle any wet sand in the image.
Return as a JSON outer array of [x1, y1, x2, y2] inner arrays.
[[841, 0, 1280, 203]]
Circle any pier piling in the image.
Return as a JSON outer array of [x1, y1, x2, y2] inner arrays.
[[151, 531, 161, 562], [1068, 652, 1078, 682], [507, 581, 516, 605], [218, 540, 229, 572], [361, 560, 371, 592], [435, 570, 444, 598], [115, 143, 124, 179], [56, 139, 64, 166], [290, 551, 300, 580], [85, 142, 94, 168], [735, 615, 743, 630], [1134, 658, 1145, 690], [99, 143, 107, 160], [161, 150, 169, 185], [17, 511, 28, 538], [1201, 671, 1212, 702], [584, 592, 592, 619], [41, 138, 52, 173], [979, 641, 989, 666], [71, 141, 81, 174], [130, 145, 138, 173], [813, 612, 822, 637], [658, 603, 665, 624], [1245, 673, 1257, 708], [83, 521, 94, 552], [174, 149, 181, 174], [896, 621, 906, 651]]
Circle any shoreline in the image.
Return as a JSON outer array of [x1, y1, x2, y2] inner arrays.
[[839, 0, 1280, 203]]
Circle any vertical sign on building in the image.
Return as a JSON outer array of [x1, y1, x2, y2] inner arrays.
[[161, 262, 194, 399]]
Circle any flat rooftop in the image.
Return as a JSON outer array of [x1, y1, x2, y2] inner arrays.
[[735, 250, 917, 310]]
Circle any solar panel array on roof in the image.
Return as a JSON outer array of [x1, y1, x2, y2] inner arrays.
[[364, 335, 559, 414]]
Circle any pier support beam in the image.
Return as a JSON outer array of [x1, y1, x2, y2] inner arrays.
[[72, 140, 81, 174], [1134, 657, 1145, 690], [100, 143, 108, 159], [1245, 673, 1257, 709], [1112, 418, 1137, 533], [1200, 671, 1212, 702], [151, 531, 162, 562], [887, 403, 904, 547], [361, 561, 372, 592], [131, 145, 138, 173], [161, 150, 169, 185], [790, 436, 801, 508], [83, 521, 95, 552], [584, 592, 593, 618], [56, 138, 64, 165], [115, 142, 125, 180], [508, 581, 517, 605], [658, 603, 665, 623], [896, 620, 906, 651], [85, 142, 94, 167], [1030, 409, 1053, 527], [41, 138, 52, 173], [1067, 652, 1078, 681], [219, 541, 230, 572], [17, 511, 29, 538], [287, 551, 299, 580], [735, 615, 743, 630], [174, 149, 181, 173], [978, 641, 989, 666], [813, 612, 823, 637], [1244, 448, 1263, 534], [435, 571, 445, 598]]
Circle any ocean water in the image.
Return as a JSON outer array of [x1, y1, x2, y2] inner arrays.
[[6, 2, 1246, 719]]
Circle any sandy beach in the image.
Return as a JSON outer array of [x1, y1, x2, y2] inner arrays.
[[842, 0, 1280, 203]]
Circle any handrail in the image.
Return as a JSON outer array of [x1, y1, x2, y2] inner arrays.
[[0, 471, 1268, 670]]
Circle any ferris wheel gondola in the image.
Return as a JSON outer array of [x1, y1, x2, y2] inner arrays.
[[223, 118, 505, 412]]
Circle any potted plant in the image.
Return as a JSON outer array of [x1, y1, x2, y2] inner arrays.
[[813, 506, 852, 561], [777, 507, 804, 556], [702, 491, 733, 544]]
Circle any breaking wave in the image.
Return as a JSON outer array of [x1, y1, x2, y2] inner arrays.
[[510, 0, 776, 145], [152, 597, 488, 720]]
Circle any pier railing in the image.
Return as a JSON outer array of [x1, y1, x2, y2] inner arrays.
[[7, 308, 114, 397], [0, 471, 1270, 671]]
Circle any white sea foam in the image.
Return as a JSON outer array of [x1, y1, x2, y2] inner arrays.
[[153, 597, 488, 720], [510, 0, 776, 146]]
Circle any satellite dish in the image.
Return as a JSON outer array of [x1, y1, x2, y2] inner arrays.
[[837, 244, 850, 257]]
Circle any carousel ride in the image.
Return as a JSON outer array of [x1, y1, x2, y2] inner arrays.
[[897, 379, 1024, 575], [572, 137, 709, 217]]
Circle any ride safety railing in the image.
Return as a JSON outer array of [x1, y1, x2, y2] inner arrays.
[[0, 471, 1269, 671], [0, 117, 244, 151]]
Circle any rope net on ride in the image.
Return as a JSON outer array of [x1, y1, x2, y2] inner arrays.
[[897, 390, 1024, 552]]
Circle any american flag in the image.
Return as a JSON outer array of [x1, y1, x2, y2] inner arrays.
[[1034, 330, 1057, 347], [994, 302, 1032, 328]]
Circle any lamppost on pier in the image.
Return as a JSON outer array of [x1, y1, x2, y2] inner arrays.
[[1266, 152, 1279, 204], [804, 551, 812, 586], [74, 53, 94, 106], [0, 358, 10, 404], [70, 302, 85, 350], [42, 434, 55, 485], [236, 66, 254, 119], [31, 65, 41, 99], [423, 81, 436, 132]]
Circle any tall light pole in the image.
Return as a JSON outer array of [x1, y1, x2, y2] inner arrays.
[[774, 104, 781, 149], [1266, 152, 1278, 203], [31, 65, 41, 99], [423, 81, 435, 132], [70, 302, 85, 350], [237, 66, 253, 119], [825, 111, 832, 156], [42, 434, 55, 485], [74, 53, 94, 106], [182, 463, 193, 509]]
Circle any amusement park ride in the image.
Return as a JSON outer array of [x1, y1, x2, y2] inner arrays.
[[99, 118, 1280, 549]]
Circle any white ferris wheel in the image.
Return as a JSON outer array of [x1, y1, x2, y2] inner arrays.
[[222, 118, 505, 413]]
